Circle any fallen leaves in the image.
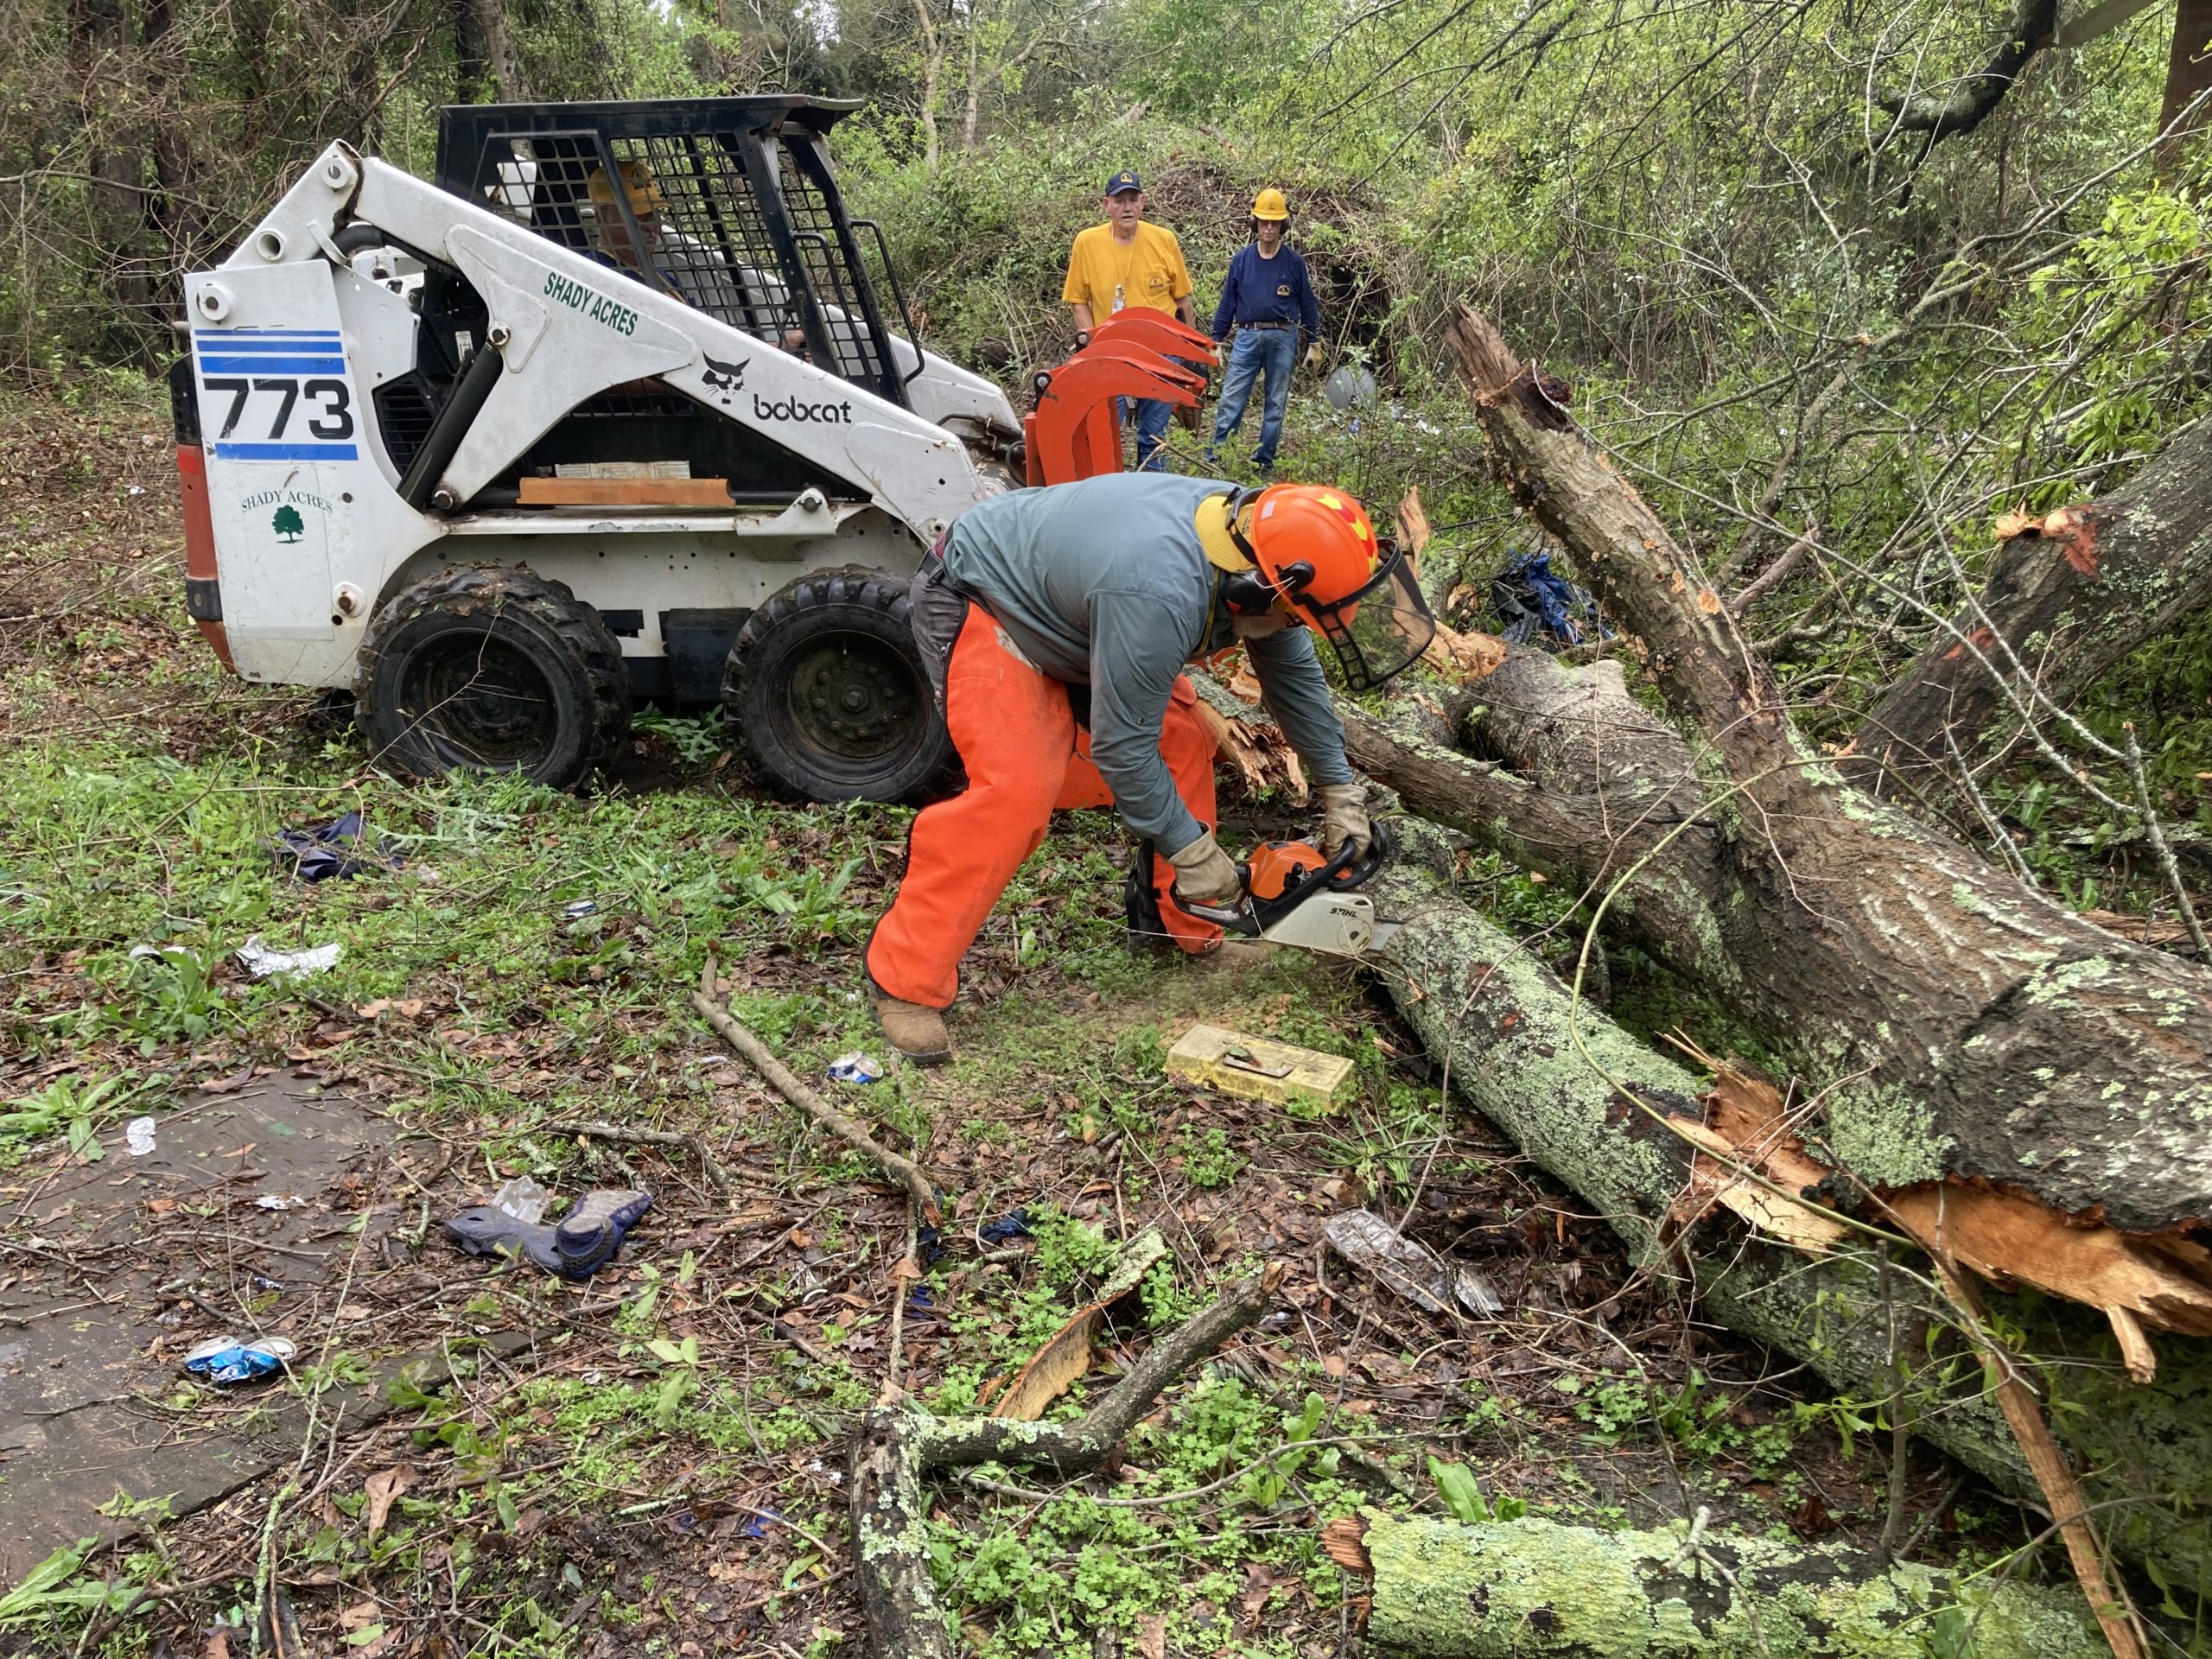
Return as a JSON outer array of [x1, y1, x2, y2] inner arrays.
[[363, 1465, 416, 1539]]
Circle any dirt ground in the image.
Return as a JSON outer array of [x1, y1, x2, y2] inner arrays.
[[0, 380, 1999, 1658]]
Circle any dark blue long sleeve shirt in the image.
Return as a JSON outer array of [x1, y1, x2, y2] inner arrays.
[[1210, 243, 1322, 342]]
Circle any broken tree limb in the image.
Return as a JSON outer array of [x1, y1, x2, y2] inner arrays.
[[692, 956, 939, 1224], [1328, 1509, 2105, 1658], [1366, 817, 2212, 1591], [1922, 1258, 2147, 1659], [1853, 419, 2212, 797], [542, 1121, 731, 1192], [848, 1269, 1274, 1659], [1430, 305, 2212, 1239]]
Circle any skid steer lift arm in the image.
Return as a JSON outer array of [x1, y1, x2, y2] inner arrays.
[[1023, 312, 1218, 486], [213, 143, 986, 541]]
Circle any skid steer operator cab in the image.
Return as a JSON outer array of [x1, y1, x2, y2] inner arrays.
[[170, 96, 1024, 798]]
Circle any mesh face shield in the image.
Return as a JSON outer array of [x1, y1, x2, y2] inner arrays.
[[1294, 541, 1437, 692]]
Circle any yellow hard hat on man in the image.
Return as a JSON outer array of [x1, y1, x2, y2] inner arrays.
[[1250, 188, 1289, 221]]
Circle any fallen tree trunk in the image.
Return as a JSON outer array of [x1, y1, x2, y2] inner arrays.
[[1368, 821, 2212, 1591], [1328, 1509, 2103, 1658], [1389, 309, 2212, 1243], [1855, 419, 2212, 798]]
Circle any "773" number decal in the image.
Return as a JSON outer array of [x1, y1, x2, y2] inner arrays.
[[194, 330, 361, 461]]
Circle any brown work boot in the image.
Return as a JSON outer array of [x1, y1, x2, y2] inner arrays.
[[868, 978, 951, 1066]]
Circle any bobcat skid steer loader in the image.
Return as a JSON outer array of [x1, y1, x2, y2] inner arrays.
[[171, 96, 1030, 798]]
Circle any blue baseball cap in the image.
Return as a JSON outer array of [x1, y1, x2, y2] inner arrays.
[[1103, 169, 1142, 196]]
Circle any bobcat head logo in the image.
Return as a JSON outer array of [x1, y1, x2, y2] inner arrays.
[[702, 354, 748, 403]]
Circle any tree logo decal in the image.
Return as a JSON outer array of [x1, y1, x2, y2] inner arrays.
[[272, 505, 305, 543]]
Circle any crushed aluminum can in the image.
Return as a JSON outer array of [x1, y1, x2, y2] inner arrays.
[[827, 1051, 884, 1084], [182, 1335, 296, 1385], [563, 899, 599, 918]]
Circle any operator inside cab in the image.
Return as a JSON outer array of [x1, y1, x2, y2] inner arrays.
[[863, 474, 1438, 1065]]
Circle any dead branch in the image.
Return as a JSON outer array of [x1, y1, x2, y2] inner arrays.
[[848, 1269, 1275, 1659], [692, 955, 940, 1223], [542, 1121, 731, 1192]]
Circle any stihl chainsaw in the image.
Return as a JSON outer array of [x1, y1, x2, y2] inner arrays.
[[1173, 821, 1402, 958]]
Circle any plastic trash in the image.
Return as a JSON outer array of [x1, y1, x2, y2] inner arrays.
[[492, 1174, 550, 1224], [255, 1192, 308, 1211], [827, 1051, 883, 1084], [182, 1334, 296, 1384], [270, 811, 400, 883], [563, 899, 599, 918], [124, 1116, 157, 1157], [1324, 1207, 1502, 1319], [443, 1187, 653, 1280], [1489, 550, 1611, 651], [236, 937, 342, 979], [1323, 364, 1377, 411], [979, 1208, 1033, 1244]]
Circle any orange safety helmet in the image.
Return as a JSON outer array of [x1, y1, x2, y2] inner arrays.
[[1227, 484, 1439, 690]]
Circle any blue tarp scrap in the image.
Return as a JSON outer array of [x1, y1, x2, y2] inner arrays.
[[1489, 551, 1611, 650], [979, 1208, 1033, 1244], [271, 811, 401, 882]]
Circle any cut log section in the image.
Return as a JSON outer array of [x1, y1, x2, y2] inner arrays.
[[1328, 1510, 2104, 1658]]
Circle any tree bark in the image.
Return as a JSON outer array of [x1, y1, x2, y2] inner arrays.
[[452, 0, 519, 103], [2161, 0, 2212, 159], [1368, 820, 2212, 1592], [1429, 307, 2212, 1238], [1332, 1510, 2104, 1658], [1878, 0, 2059, 143], [1853, 419, 2212, 797]]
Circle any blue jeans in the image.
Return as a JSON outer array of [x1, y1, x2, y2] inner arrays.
[[1126, 397, 1173, 472], [1208, 327, 1296, 467]]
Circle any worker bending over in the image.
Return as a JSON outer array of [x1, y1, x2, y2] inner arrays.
[[863, 474, 1438, 1064]]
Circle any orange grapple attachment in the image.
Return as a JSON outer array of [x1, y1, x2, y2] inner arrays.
[[1244, 839, 1328, 902]]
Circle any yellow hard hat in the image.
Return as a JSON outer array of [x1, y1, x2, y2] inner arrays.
[[588, 160, 666, 217], [1251, 188, 1290, 221]]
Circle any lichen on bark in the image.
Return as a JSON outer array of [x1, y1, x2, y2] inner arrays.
[[1357, 1510, 2103, 1658]]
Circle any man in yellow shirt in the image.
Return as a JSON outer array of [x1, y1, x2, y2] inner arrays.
[[1063, 169, 1197, 471]]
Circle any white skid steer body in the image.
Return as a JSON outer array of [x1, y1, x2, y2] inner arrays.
[[175, 99, 1024, 798]]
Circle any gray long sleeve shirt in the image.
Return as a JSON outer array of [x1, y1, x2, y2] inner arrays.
[[940, 473, 1354, 853]]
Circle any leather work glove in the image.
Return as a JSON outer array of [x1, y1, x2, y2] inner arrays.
[[1304, 341, 1325, 371], [1167, 830, 1243, 906], [1319, 782, 1371, 858]]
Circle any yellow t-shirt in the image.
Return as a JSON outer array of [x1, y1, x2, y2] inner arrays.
[[1062, 221, 1192, 317]]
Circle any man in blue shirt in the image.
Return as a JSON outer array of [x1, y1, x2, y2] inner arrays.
[[1207, 188, 1323, 474]]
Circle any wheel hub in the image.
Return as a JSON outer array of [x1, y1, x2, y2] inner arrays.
[[403, 635, 560, 770], [786, 635, 918, 762]]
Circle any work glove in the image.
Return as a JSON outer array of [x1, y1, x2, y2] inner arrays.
[[1304, 341, 1325, 371], [1319, 782, 1371, 858], [1167, 830, 1243, 906]]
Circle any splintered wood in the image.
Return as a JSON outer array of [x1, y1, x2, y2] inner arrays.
[[1669, 1064, 1847, 1255], [1672, 1056, 2212, 1383], [1396, 486, 1507, 685], [1188, 666, 1307, 801], [1885, 1185, 2212, 1380]]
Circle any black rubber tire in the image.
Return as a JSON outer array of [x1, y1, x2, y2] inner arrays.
[[355, 563, 631, 789], [724, 563, 953, 804]]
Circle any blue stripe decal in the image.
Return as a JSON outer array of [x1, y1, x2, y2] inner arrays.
[[199, 356, 346, 374], [213, 442, 359, 461], [193, 331, 342, 340], [193, 340, 342, 351]]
